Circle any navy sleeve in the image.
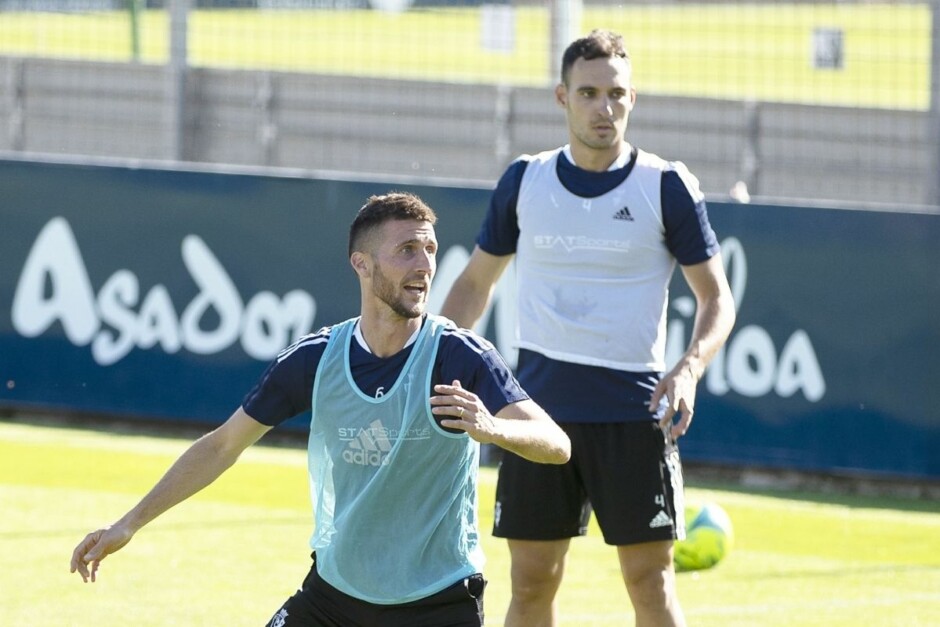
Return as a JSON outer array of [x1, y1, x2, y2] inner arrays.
[[661, 167, 720, 266], [435, 328, 528, 416], [241, 332, 327, 426], [475, 157, 530, 256]]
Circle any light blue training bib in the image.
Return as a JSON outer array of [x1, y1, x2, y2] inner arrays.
[[307, 315, 483, 604]]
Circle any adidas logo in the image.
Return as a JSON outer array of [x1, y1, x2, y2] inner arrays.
[[648, 510, 673, 528], [342, 419, 392, 466], [613, 206, 634, 221]]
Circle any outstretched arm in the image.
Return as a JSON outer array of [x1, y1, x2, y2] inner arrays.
[[650, 254, 736, 439], [431, 381, 571, 464], [70, 407, 272, 582], [439, 246, 512, 330]]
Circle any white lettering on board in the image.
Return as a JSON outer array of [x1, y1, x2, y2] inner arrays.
[[12, 217, 316, 366]]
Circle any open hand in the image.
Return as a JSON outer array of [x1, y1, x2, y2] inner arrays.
[[70, 524, 134, 583], [430, 380, 499, 443]]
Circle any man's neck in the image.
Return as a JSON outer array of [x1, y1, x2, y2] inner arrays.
[[356, 313, 423, 358], [567, 141, 630, 172]]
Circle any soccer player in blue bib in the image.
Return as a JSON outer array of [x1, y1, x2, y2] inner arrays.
[[70, 192, 571, 627], [441, 30, 736, 626]]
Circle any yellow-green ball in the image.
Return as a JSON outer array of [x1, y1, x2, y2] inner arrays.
[[673, 502, 734, 572]]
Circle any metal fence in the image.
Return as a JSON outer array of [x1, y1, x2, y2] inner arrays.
[[1, 0, 938, 209]]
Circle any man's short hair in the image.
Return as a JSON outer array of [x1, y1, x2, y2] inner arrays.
[[348, 192, 438, 256], [560, 29, 631, 86]]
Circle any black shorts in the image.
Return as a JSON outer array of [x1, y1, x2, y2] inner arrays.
[[492, 421, 685, 546], [265, 554, 486, 627]]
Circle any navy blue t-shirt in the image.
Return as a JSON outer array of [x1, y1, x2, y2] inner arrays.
[[242, 316, 528, 427], [478, 146, 718, 263], [474, 147, 719, 423]]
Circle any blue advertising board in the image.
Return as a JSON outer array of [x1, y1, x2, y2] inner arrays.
[[0, 159, 486, 430], [1, 157, 937, 477], [670, 203, 940, 478]]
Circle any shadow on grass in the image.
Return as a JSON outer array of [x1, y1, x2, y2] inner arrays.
[[0, 408, 307, 449], [685, 470, 940, 515]]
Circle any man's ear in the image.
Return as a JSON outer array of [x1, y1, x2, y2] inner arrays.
[[555, 83, 567, 108], [350, 251, 370, 278]]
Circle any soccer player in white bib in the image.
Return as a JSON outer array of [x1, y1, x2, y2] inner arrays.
[[70, 192, 571, 627], [441, 30, 736, 627]]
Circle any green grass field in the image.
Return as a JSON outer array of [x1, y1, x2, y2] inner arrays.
[[0, 5, 931, 110], [2, 418, 939, 626]]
